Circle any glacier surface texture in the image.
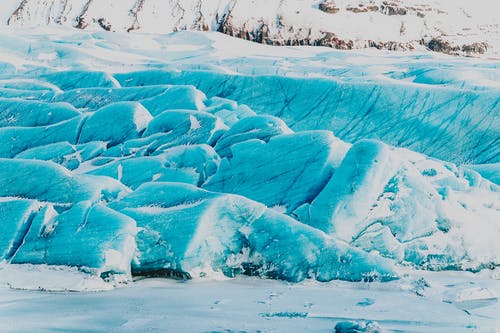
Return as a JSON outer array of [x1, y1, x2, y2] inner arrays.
[[0, 30, 498, 284]]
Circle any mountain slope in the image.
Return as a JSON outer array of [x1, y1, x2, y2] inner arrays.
[[3, 0, 499, 57]]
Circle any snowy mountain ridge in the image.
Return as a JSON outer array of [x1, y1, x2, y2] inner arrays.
[[2, 0, 499, 57]]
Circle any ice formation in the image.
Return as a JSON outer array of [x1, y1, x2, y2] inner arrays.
[[0, 62, 498, 282]]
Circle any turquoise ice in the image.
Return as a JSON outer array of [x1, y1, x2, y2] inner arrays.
[[0, 32, 498, 282]]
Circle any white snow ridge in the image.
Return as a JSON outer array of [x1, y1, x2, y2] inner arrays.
[[2, 0, 500, 57]]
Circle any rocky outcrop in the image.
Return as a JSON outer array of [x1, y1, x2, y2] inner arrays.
[[315, 32, 354, 49], [380, 1, 408, 15], [127, 0, 145, 32], [218, 20, 276, 45], [75, 1, 93, 29], [462, 42, 488, 56], [380, 1, 432, 17], [346, 4, 379, 13], [318, 1, 340, 14], [3, 0, 497, 57], [427, 37, 461, 56]]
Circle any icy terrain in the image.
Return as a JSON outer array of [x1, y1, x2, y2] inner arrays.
[[0, 29, 498, 281], [0, 20, 498, 333], [0, 30, 498, 166], [1, 270, 499, 333], [2, 0, 499, 57]]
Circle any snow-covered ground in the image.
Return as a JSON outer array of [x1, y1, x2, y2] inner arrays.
[[3, 0, 499, 57], [0, 265, 499, 332]]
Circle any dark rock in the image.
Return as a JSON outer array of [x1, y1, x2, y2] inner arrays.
[[75, 16, 89, 29], [367, 40, 412, 51], [346, 4, 379, 13], [132, 267, 192, 281], [319, 1, 340, 14], [427, 38, 460, 55], [74, 0, 92, 29], [346, 6, 368, 13], [462, 42, 488, 55], [97, 18, 111, 31], [315, 32, 354, 50], [381, 1, 408, 15]]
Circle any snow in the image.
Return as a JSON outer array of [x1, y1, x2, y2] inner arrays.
[[3, 0, 499, 57], [0, 264, 116, 292], [0, 12, 497, 332], [0, 0, 22, 25], [0, 268, 499, 332]]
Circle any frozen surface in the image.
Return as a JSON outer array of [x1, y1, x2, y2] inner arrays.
[[0, 30, 496, 164], [467, 163, 500, 185], [0, 159, 126, 204], [78, 101, 152, 145], [0, 268, 499, 333], [205, 130, 350, 212], [0, 29, 497, 283], [0, 26, 496, 333], [110, 182, 395, 282], [122, 70, 499, 165], [0, 16, 497, 333], [0, 199, 40, 261], [0, 65, 497, 280], [11, 203, 137, 276]]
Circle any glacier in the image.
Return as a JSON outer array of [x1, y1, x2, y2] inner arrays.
[[0, 30, 498, 165], [0, 29, 498, 285], [116, 69, 500, 165], [0, 5, 498, 330]]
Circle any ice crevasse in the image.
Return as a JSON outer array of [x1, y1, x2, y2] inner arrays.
[[0, 70, 498, 283]]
